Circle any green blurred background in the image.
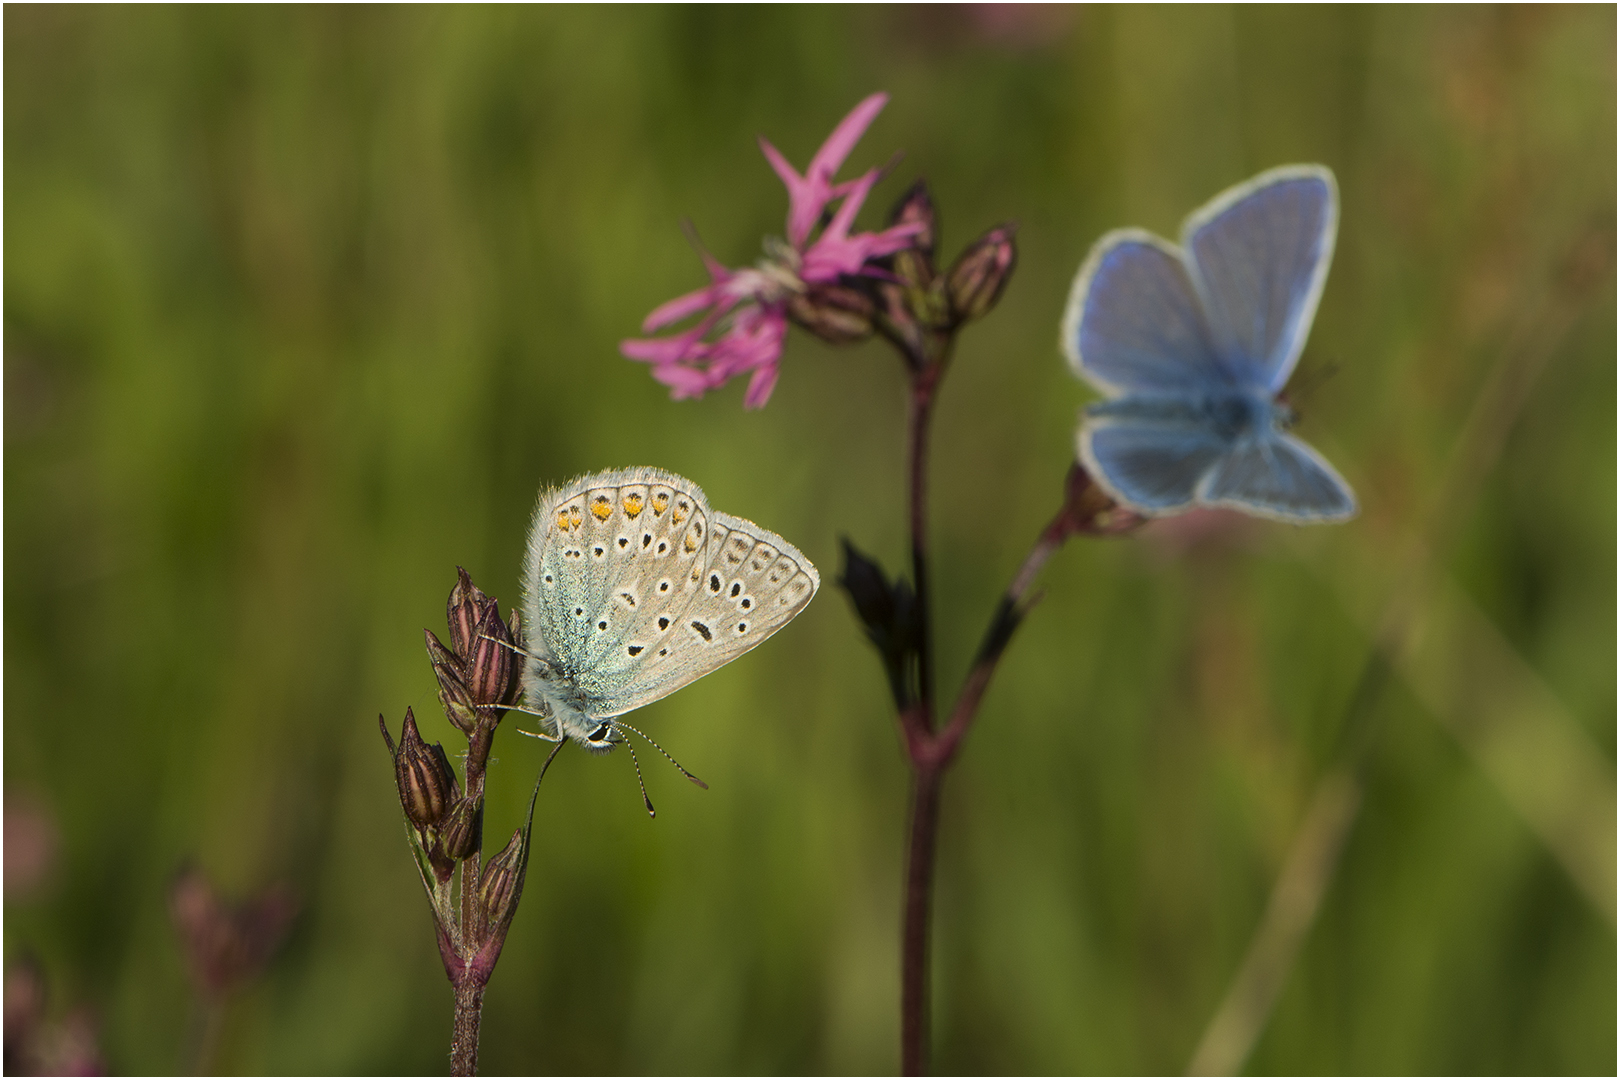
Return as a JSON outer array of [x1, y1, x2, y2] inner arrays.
[[5, 5, 1614, 1074]]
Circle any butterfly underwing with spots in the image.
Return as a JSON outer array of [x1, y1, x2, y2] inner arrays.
[[520, 466, 819, 754]]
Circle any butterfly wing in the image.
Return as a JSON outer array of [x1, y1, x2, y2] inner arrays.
[[1062, 229, 1230, 396], [1182, 165, 1337, 394], [1196, 432, 1357, 523], [595, 509, 819, 716], [1078, 411, 1235, 514], [524, 467, 715, 716]]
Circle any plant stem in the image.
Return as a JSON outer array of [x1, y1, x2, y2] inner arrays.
[[897, 460, 1097, 1074], [901, 765, 941, 1076], [906, 359, 942, 728], [450, 976, 487, 1077]]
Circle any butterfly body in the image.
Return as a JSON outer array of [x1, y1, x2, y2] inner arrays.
[[521, 466, 819, 753], [1063, 165, 1357, 523]]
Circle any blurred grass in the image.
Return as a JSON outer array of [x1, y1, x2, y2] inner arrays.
[[4, 6, 1613, 1074]]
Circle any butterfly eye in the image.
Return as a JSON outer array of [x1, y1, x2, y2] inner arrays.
[[588, 724, 612, 743]]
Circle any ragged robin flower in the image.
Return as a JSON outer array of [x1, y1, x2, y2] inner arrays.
[[621, 92, 924, 409]]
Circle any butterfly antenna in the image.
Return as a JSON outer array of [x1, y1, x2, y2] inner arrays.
[[622, 735, 656, 818], [612, 719, 709, 790]]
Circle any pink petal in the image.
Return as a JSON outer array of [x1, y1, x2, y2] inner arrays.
[[807, 93, 888, 187], [642, 285, 724, 332], [620, 334, 699, 365], [743, 361, 781, 410], [823, 168, 878, 242]]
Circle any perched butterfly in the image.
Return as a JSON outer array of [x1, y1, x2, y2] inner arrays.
[[519, 467, 819, 772], [1062, 164, 1357, 523]]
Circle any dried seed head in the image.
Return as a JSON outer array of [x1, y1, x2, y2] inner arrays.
[[392, 707, 458, 831], [438, 797, 482, 862], [478, 829, 525, 932]]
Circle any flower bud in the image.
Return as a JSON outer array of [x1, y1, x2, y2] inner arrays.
[[787, 284, 875, 345], [479, 829, 525, 932], [438, 797, 482, 861], [1058, 461, 1146, 537], [887, 180, 937, 287], [392, 707, 458, 831], [946, 224, 1018, 324]]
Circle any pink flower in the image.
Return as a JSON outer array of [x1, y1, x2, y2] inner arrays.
[[621, 93, 923, 409]]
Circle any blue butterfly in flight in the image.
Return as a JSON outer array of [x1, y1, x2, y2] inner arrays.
[[1062, 164, 1357, 523]]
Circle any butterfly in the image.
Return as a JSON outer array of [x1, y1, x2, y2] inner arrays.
[[1061, 164, 1357, 523], [519, 467, 819, 769]]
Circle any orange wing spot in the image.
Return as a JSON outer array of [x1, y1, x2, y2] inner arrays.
[[568, 507, 583, 529], [590, 495, 613, 522], [651, 491, 671, 515], [671, 503, 689, 526], [622, 493, 645, 518], [556, 510, 570, 531], [683, 532, 699, 553]]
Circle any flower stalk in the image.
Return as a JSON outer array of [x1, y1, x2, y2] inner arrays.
[[630, 95, 1130, 1075]]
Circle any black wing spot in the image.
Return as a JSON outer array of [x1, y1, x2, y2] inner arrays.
[[741, 598, 752, 609], [642, 533, 652, 548], [574, 607, 584, 617], [598, 620, 608, 631], [658, 581, 671, 593], [543, 574, 554, 584], [620, 592, 636, 607], [729, 582, 742, 597], [738, 622, 748, 633], [690, 620, 712, 641], [659, 648, 668, 656], [593, 546, 604, 557], [627, 645, 644, 656], [658, 617, 670, 630], [709, 574, 721, 593], [618, 537, 629, 548], [656, 540, 669, 555]]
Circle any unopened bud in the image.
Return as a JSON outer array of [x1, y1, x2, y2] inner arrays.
[[479, 829, 525, 931], [393, 708, 458, 831], [1059, 461, 1146, 537], [438, 797, 482, 861], [946, 224, 1017, 324], [787, 284, 875, 345], [888, 180, 938, 287]]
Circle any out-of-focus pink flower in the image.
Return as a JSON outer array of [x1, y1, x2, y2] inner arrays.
[[622, 93, 923, 409], [4, 793, 58, 901]]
